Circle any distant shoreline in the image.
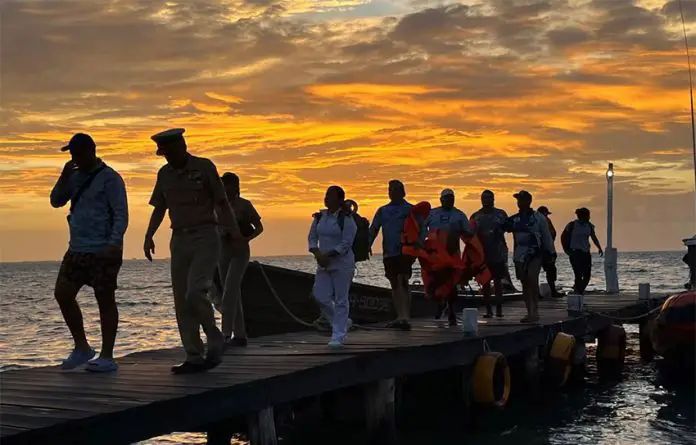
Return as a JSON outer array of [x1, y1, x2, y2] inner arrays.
[[0, 251, 687, 265]]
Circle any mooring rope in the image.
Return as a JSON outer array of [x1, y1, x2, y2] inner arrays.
[[583, 304, 663, 323], [255, 261, 392, 331]]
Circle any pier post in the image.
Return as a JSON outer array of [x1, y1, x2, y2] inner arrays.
[[524, 347, 540, 389], [206, 428, 232, 445], [247, 407, 277, 445], [639, 319, 655, 362], [363, 378, 397, 445]]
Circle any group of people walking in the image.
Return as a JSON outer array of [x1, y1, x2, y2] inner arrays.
[[50, 129, 262, 374], [49, 128, 605, 372], [308, 183, 604, 348]]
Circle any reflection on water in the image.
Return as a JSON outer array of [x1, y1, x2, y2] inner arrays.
[[0, 252, 693, 444]]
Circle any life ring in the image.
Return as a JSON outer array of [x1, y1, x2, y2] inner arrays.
[[547, 332, 576, 387], [472, 352, 511, 408], [596, 325, 627, 376]]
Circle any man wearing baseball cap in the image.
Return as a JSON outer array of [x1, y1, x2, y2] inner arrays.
[[144, 128, 242, 374], [425, 188, 473, 326], [50, 133, 129, 372], [537, 206, 560, 298], [504, 190, 555, 323]]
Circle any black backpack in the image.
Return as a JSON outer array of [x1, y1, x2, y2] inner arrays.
[[314, 200, 371, 262], [560, 221, 576, 254]]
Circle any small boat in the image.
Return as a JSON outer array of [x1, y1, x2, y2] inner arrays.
[[650, 290, 696, 367], [230, 262, 523, 338]]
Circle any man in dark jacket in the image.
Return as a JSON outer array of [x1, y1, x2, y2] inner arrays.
[[537, 206, 560, 298]]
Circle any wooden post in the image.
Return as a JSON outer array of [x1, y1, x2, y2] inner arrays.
[[363, 378, 397, 445], [639, 320, 655, 362], [247, 407, 277, 445], [206, 428, 232, 445], [524, 347, 540, 388]]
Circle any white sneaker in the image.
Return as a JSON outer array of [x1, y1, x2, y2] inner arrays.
[[328, 339, 344, 349]]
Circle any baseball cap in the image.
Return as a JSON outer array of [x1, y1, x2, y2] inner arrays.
[[513, 190, 533, 200], [537, 206, 551, 215], [61, 133, 96, 152], [440, 188, 454, 198]]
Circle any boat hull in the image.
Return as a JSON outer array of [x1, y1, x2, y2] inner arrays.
[[650, 290, 696, 366], [237, 262, 523, 338]]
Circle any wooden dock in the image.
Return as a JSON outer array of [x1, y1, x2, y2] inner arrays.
[[0, 293, 668, 445]]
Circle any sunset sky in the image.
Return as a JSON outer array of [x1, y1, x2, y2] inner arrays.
[[1, 0, 696, 262]]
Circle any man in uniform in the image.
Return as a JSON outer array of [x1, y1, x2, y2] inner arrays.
[[144, 128, 241, 374]]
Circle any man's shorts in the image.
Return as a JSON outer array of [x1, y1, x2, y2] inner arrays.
[[383, 255, 415, 282], [486, 261, 509, 281], [56, 250, 123, 293]]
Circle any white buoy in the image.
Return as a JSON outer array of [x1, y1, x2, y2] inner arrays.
[[461, 308, 479, 336], [638, 283, 651, 300]]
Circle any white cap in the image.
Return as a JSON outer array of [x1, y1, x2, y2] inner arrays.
[[440, 188, 454, 198]]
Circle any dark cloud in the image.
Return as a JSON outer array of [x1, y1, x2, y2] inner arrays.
[[546, 27, 592, 49], [661, 0, 696, 23]]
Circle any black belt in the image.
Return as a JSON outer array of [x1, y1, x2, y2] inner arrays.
[[172, 224, 216, 235]]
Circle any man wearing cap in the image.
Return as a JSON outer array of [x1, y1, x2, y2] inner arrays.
[[369, 180, 417, 330], [144, 128, 241, 374], [50, 133, 128, 373], [537, 206, 561, 299], [504, 190, 555, 323], [425, 188, 473, 326], [471, 190, 509, 318]]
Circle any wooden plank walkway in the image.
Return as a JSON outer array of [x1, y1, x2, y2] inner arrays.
[[0, 293, 667, 445]]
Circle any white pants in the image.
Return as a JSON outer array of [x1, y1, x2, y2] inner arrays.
[[313, 267, 354, 342]]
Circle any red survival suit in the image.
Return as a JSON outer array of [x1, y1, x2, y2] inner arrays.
[[402, 202, 491, 300]]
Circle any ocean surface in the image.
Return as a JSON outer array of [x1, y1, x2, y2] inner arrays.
[[1, 252, 694, 444]]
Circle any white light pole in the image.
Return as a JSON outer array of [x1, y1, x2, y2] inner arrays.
[[604, 163, 619, 294]]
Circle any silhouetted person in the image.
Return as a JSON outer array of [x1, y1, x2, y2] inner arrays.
[[217, 172, 263, 348], [471, 190, 508, 318], [309, 186, 358, 348], [505, 191, 555, 323], [50, 133, 128, 372], [425, 188, 473, 326], [369, 180, 416, 330], [537, 206, 561, 298], [561, 207, 603, 295], [144, 128, 241, 374]]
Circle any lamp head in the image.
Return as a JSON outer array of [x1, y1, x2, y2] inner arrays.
[[606, 162, 614, 179]]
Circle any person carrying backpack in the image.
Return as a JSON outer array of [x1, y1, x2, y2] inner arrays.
[[308, 186, 358, 349], [561, 207, 603, 295]]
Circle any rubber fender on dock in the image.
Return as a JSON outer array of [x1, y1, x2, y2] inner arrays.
[[547, 332, 576, 387], [596, 325, 627, 376], [472, 352, 511, 409]]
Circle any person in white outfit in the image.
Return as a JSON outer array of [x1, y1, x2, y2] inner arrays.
[[308, 185, 357, 349]]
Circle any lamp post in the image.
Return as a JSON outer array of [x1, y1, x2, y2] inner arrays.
[[604, 163, 619, 294]]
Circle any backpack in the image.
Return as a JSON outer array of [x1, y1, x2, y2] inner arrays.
[[314, 200, 371, 262], [560, 221, 576, 254]]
